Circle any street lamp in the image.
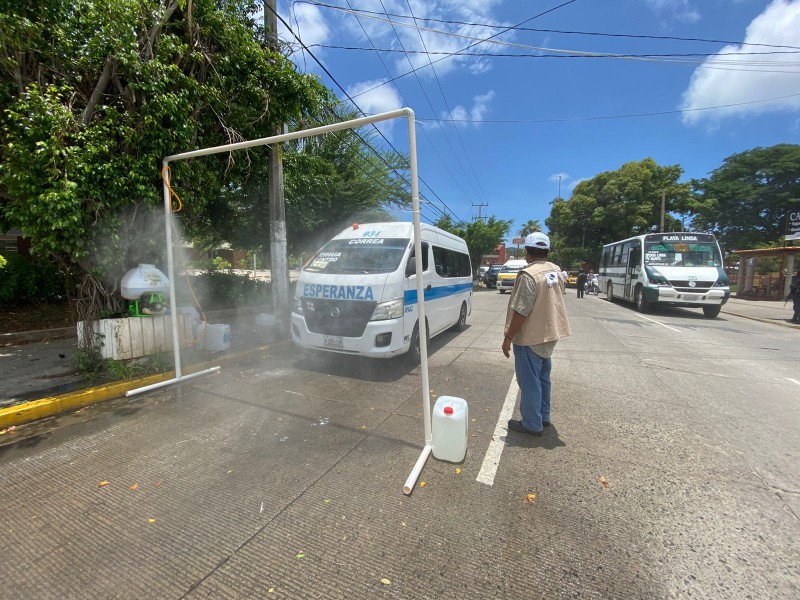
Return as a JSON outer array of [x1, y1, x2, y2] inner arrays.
[[556, 175, 562, 201]]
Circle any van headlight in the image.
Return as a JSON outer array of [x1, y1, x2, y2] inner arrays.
[[293, 296, 303, 314], [370, 298, 404, 321]]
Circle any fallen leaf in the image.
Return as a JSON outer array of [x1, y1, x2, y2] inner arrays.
[[370, 407, 375, 411], [526, 493, 537, 502], [380, 578, 391, 585], [129, 483, 139, 491], [227, 470, 233, 474], [154, 481, 161, 488], [296, 552, 305, 559], [455, 468, 462, 475], [598, 475, 610, 489], [420, 481, 426, 487], [98, 481, 109, 488], [324, 499, 331, 503], [268, 588, 274, 593], [148, 518, 157, 523], [359, 425, 367, 430], [401, 522, 406, 527]]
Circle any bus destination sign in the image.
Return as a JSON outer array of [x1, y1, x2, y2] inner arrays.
[[648, 233, 715, 244]]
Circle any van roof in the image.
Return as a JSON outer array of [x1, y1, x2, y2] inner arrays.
[[331, 222, 467, 248]]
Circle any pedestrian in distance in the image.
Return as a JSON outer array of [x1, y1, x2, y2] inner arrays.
[[787, 270, 800, 324], [576, 269, 587, 298], [561, 268, 568, 294], [502, 232, 572, 436]]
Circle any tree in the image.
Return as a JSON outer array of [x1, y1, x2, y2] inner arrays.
[[0, 0, 331, 322], [685, 144, 800, 252], [434, 215, 512, 277], [518, 219, 542, 238], [546, 158, 689, 265]]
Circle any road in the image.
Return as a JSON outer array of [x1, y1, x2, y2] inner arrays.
[[2, 288, 798, 599]]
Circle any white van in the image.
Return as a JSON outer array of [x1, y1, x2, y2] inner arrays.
[[291, 222, 472, 362]]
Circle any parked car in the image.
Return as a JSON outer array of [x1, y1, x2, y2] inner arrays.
[[567, 271, 579, 287], [483, 264, 503, 288]]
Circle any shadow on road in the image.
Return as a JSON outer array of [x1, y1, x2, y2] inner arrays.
[[503, 424, 566, 450]]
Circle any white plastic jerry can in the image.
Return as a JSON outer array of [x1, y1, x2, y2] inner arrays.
[[431, 396, 468, 463]]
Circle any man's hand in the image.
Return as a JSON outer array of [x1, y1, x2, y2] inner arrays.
[[502, 336, 512, 358]]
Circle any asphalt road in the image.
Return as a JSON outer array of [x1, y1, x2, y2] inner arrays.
[[2, 289, 798, 599]]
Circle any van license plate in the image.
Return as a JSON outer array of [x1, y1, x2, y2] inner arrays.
[[323, 335, 343, 349]]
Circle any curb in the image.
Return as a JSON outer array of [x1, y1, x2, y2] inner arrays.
[[0, 327, 75, 346], [0, 342, 287, 431], [721, 310, 800, 329]]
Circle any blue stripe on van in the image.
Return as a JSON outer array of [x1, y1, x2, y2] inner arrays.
[[404, 282, 473, 305]]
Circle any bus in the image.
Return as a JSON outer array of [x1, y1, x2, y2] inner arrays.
[[291, 222, 472, 362], [598, 232, 730, 318]]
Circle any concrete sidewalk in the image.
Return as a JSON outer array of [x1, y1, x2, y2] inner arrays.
[[720, 295, 799, 327]]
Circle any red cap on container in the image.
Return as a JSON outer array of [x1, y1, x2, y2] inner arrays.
[[444, 406, 454, 415]]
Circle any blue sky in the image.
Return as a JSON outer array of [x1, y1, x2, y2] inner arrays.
[[279, 0, 800, 243]]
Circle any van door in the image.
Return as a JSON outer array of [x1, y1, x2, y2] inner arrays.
[[404, 241, 433, 342], [627, 241, 642, 299]]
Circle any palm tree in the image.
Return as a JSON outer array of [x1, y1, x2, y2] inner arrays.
[[518, 219, 542, 238]]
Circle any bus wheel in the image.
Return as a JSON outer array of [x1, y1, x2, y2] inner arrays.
[[635, 286, 651, 313], [702, 305, 721, 318], [499, 289, 506, 294], [606, 282, 615, 303], [453, 302, 468, 331]]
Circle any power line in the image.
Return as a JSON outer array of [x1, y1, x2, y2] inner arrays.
[[341, 0, 477, 220], [414, 91, 800, 124], [403, 0, 492, 208], [298, 1, 800, 51], [268, 3, 470, 227]]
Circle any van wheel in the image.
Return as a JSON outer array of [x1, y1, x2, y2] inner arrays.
[[702, 305, 721, 318], [453, 302, 467, 331], [635, 286, 651, 313], [606, 282, 615, 303], [405, 321, 430, 365]]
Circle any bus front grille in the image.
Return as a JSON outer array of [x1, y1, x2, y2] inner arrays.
[[302, 299, 377, 337], [670, 280, 714, 292]]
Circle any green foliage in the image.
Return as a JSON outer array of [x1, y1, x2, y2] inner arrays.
[[0, 252, 66, 303], [546, 158, 690, 265], [434, 215, 513, 277], [0, 0, 332, 305], [208, 256, 233, 272], [686, 144, 800, 251], [176, 271, 271, 310]]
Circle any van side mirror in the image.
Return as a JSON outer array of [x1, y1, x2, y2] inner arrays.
[[405, 261, 416, 277]]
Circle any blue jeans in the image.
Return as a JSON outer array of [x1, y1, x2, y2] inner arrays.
[[513, 345, 552, 432]]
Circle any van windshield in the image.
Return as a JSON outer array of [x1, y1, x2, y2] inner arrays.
[[304, 238, 410, 274], [644, 241, 722, 268]]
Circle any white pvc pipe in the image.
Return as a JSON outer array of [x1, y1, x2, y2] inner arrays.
[[162, 164, 182, 379], [403, 444, 432, 495], [407, 111, 432, 447], [125, 366, 221, 397]]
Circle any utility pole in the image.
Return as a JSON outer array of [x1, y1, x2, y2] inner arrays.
[[660, 189, 666, 233], [472, 202, 488, 222], [557, 175, 562, 201], [266, 0, 289, 337]]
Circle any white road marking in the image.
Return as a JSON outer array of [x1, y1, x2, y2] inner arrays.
[[787, 378, 800, 387], [634, 313, 682, 333], [476, 373, 519, 486]]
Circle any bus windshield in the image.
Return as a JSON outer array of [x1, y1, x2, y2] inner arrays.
[[304, 238, 410, 274], [644, 240, 722, 268]]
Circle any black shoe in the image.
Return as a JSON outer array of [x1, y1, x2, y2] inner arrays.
[[543, 420, 551, 427], [507, 419, 543, 436]]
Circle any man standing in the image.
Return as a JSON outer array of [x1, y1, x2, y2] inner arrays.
[[788, 270, 800, 323], [502, 232, 571, 436], [576, 269, 587, 298], [561, 267, 568, 294]]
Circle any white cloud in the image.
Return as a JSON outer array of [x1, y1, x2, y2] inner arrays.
[[680, 0, 800, 125], [346, 79, 403, 138], [286, 3, 330, 50], [443, 90, 495, 127], [645, 0, 701, 23]]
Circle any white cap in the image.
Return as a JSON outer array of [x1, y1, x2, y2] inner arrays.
[[524, 231, 550, 250]]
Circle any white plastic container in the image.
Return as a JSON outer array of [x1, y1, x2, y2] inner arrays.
[[203, 323, 231, 352], [432, 396, 468, 463], [121, 264, 170, 300]]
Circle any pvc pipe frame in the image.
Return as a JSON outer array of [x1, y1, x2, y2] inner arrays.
[[158, 108, 431, 494], [126, 367, 221, 397]]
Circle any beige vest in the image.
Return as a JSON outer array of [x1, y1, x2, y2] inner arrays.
[[505, 261, 572, 346]]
